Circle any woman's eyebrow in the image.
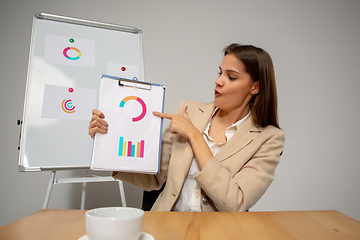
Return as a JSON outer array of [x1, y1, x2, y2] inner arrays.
[[226, 69, 239, 74], [219, 66, 240, 74]]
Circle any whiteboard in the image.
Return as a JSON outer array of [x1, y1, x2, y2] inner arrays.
[[18, 13, 144, 171]]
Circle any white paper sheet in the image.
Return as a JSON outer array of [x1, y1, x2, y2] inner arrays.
[[91, 76, 165, 174], [41, 84, 97, 121], [107, 63, 140, 80], [44, 35, 95, 67]]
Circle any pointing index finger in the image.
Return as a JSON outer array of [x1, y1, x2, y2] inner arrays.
[[153, 111, 173, 119]]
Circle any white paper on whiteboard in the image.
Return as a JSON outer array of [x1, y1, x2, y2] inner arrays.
[[107, 63, 140, 80], [41, 84, 97, 121], [44, 35, 95, 67]]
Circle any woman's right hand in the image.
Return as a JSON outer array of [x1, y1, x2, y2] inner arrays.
[[88, 109, 108, 139]]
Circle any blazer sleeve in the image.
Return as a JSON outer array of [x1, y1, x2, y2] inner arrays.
[[112, 121, 173, 191], [194, 126, 285, 212]]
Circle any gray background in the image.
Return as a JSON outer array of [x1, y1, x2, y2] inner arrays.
[[1, 0, 359, 227]]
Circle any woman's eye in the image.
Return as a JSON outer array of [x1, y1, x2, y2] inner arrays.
[[217, 72, 222, 76], [229, 75, 236, 80]]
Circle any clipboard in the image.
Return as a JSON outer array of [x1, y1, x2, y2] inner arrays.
[[91, 75, 165, 174]]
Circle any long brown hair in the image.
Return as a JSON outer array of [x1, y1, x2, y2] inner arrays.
[[224, 44, 279, 128]]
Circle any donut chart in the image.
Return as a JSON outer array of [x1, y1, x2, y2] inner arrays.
[[61, 99, 75, 113], [119, 96, 147, 122], [63, 47, 81, 60]]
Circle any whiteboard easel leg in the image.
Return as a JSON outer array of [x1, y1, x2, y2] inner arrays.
[[43, 170, 56, 209], [118, 180, 127, 207], [81, 182, 87, 210]]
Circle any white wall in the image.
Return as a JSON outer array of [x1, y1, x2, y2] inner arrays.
[[1, 0, 359, 227]]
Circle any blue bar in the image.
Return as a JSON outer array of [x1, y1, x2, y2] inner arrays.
[[131, 145, 135, 157], [119, 137, 123, 156]]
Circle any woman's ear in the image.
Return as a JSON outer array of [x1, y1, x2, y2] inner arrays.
[[251, 82, 260, 94]]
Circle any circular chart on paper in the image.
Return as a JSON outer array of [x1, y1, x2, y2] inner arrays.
[[63, 47, 82, 60], [119, 96, 147, 122], [61, 99, 76, 114]]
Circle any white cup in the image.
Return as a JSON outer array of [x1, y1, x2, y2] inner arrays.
[[85, 207, 144, 240]]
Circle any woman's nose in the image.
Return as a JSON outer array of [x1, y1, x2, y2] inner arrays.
[[215, 76, 223, 86]]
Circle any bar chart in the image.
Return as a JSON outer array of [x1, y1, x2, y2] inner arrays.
[[118, 136, 145, 158]]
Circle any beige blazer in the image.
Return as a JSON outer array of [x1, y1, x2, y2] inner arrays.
[[113, 101, 285, 212]]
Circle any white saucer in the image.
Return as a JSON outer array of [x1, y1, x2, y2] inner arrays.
[[78, 232, 154, 240]]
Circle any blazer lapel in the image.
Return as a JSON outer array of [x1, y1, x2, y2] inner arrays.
[[191, 102, 216, 133], [215, 115, 262, 162]]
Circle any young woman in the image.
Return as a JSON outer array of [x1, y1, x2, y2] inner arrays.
[[89, 44, 285, 212]]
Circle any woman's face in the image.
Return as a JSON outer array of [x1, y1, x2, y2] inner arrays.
[[214, 53, 259, 113]]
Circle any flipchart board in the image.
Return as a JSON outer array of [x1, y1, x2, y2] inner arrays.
[[18, 13, 144, 171]]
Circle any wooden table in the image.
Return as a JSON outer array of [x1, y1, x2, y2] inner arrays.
[[1, 209, 360, 240]]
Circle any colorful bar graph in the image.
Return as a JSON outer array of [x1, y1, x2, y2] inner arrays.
[[118, 136, 145, 158]]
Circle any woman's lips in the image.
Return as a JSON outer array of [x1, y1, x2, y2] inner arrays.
[[214, 89, 221, 97]]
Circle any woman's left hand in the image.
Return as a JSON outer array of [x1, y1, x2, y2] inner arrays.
[[154, 105, 214, 169], [153, 106, 198, 139]]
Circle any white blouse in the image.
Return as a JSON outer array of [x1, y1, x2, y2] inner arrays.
[[173, 111, 250, 211]]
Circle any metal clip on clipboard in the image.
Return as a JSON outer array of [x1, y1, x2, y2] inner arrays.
[[118, 78, 152, 90]]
